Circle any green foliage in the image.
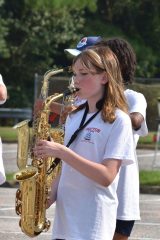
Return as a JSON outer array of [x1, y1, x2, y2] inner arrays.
[[0, 0, 85, 107], [0, 0, 160, 108], [0, 19, 10, 58], [94, 0, 160, 77], [26, 0, 97, 12]]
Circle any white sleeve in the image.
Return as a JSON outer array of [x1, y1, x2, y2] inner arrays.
[[125, 90, 148, 137], [103, 113, 135, 166], [126, 91, 147, 118]]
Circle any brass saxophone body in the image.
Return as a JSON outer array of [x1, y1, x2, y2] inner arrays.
[[15, 67, 77, 237]]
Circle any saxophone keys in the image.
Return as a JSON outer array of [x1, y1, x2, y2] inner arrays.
[[15, 189, 22, 215], [44, 219, 51, 232]]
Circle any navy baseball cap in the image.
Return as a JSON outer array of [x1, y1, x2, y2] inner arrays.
[[65, 36, 102, 56]]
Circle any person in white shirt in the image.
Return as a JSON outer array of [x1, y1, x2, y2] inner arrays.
[[0, 74, 7, 184], [34, 46, 135, 240], [65, 36, 148, 240]]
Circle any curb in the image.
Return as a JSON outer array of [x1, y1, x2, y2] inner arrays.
[[140, 185, 160, 194], [0, 181, 19, 188]]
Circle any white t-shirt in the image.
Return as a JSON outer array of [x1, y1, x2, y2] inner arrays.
[[116, 89, 148, 220], [52, 108, 135, 240]]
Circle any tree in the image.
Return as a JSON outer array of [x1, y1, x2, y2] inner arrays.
[[0, 0, 93, 107], [86, 0, 160, 77]]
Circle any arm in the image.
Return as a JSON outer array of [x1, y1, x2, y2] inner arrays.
[[34, 100, 75, 120], [34, 100, 63, 115], [59, 148, 121, 187], [50, 102, 63, 115], [47, 173, 61, 208], [0, 74, 7, 103], [34, 140, 121, 187], [130, 112, 144, 130], [125, 90, 147, 131], [0, 84, 7, 102], [49, 102, 76, 118]]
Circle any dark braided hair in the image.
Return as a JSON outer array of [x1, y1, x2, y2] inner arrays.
[[94, 38, 136, 84]]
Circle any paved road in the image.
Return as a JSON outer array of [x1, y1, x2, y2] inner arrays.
[[0, 188, 160, 240], [0, 143, 160, 239]]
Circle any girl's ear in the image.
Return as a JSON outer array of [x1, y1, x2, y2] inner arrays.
[[101, 73, 108, 85]]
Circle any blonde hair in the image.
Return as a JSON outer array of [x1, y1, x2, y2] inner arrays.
[[72, 46, 128, 123]]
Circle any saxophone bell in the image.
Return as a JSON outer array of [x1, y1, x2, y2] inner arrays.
[[15, 66, 75, 237]]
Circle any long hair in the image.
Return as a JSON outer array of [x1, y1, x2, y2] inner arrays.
[[94, 38, 136, 84], [72, 47, 128, 123]]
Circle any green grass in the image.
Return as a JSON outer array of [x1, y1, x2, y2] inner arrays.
[[0, 126, 18, 142], [0, 126, 156, 145], [139, 170, 160, 186], [6, 171, 160, 187], [6, 173, 15, 181]]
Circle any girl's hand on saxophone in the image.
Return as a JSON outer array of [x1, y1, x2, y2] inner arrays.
[[34, 140, 65, 159]]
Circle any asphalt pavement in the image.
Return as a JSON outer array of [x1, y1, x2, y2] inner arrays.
[[0, 143, 160, 239]]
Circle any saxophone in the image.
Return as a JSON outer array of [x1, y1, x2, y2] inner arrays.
[[15, 67, 77, 237]]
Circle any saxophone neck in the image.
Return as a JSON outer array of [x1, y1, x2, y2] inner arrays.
[[44, 93, 64, 111], [40, 67, 72, 99], [43, 87, 78, 111]]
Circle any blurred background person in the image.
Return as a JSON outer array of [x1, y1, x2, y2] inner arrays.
[[0, 73, 7, 184]]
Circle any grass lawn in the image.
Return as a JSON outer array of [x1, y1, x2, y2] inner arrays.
[[6, 170, 160, 187], [139, 170, 160, 186], [0, 126, 18, 142], [6, 173, 15, 181], [0, 126, 156, 145]]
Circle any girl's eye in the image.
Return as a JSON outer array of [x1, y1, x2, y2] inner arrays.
[[72, 72, 88, 77], [81, 72, 88, 76]]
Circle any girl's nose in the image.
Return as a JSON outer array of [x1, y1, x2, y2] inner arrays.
[[72, 75, 79, 84]]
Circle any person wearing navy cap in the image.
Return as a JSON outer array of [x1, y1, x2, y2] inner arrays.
[[65, 36, 102, 56]]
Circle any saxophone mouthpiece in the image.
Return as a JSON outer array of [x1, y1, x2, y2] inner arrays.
[[64, 87, 79, 97]]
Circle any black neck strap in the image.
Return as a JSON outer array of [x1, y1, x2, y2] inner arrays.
[[66, 102, 100, 147], [47, 100, 103, 175]]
